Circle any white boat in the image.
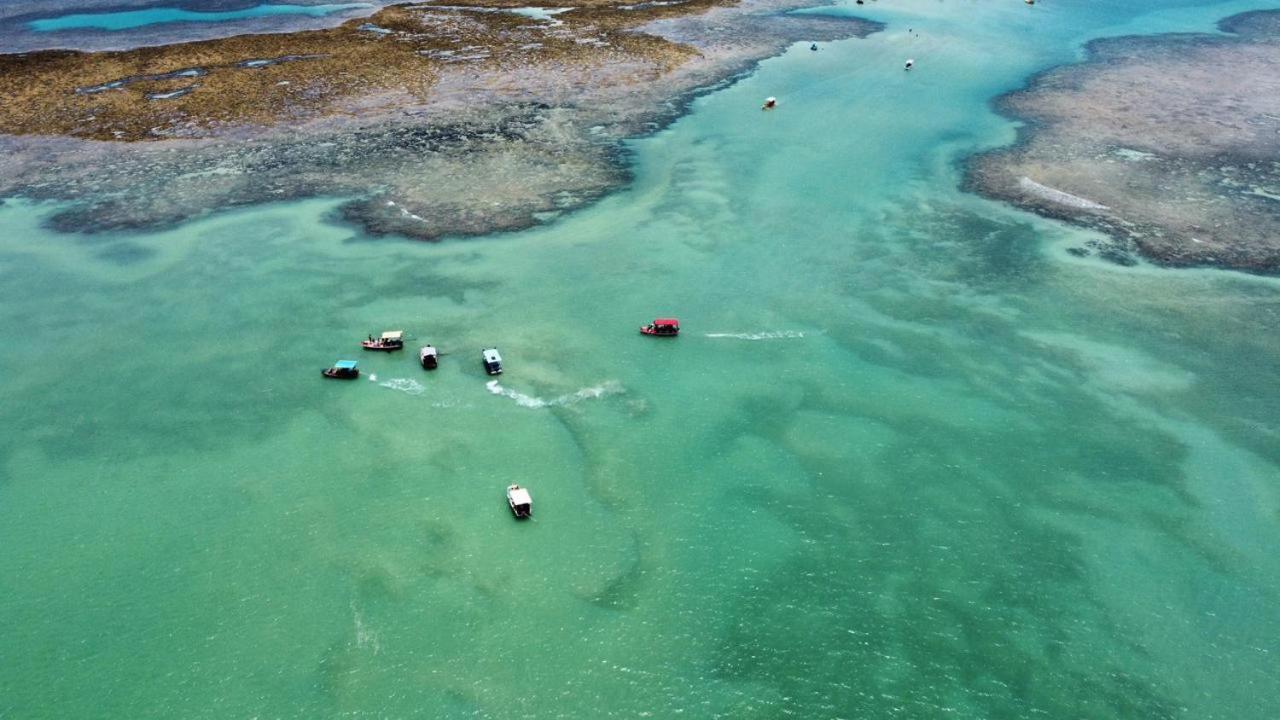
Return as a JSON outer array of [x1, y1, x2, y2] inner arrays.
[[507, 484, 532, 519], [482, 347, 503, 375], [362, 330, 404, 351], [419, 344, 438, 369]]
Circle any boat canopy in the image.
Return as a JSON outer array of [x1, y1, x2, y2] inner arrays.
[[334, 360, 358, 370], [508, 487, 532, 505], [381, 331, 404, 341], [654, 318, 680, 326], [483, 348, 502, 362]]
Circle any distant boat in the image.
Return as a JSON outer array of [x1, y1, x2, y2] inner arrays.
[[419, 345, 439, 370], [507, 484, 532, 519], [641, 318, 680, 336], [482, 347, 503, 375], [322, 359, 359, 379], [762, 96, 777, 110], [904, 59, 915, 70], [362, 330, 404, 351]]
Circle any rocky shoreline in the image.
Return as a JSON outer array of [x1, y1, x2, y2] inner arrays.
[[966, 10, 1280, 275], [0, 0, 880, 241]]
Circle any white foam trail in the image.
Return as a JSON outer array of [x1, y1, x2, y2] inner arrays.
[[351, 601, 380, 654], [486, 380, 623, 408], [704, 330, 810, 341], [379, 377, 425, 395]]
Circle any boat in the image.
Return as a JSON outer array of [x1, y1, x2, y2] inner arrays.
[[482, 347, 503, 375], [322, 359, 359, 379], [904, 58, 915, 70], [419, 345, 439, 370], [640, 318, 680, 336], [362, 330, 404, 351], [762, 96, 777, 110], [506, 484, 532, 519]]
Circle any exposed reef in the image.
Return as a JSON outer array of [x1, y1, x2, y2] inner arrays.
[[0, 0, 880, 240], [967, 10, 1280, 274]]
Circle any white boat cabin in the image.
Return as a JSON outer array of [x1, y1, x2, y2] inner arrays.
[[507, 484, 532, 518]]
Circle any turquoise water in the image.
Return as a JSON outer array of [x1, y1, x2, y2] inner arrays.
[[3, 0, 1280, 717], [28, 3, 373, 32]]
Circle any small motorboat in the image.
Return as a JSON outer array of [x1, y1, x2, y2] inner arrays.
[[904, 58, 915, 71], [482, 347, 503, 375], [640, 318, 680, 337], [419, 345, 439, 370], [762, 96, 777, 110], [507, 484, 532, 519], [322, 359, 359, 379], [362, 330, 404, 351]]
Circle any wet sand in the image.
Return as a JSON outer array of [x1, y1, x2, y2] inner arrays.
[[967, 10, 1280, 274], [0, 0, 879, 240]]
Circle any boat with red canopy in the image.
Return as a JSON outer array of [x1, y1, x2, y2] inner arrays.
[[640, 318, 680, 336]]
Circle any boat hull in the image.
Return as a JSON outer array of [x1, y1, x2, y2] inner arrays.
[[362, 341, 403, 352], [322, 369, 359, 379]]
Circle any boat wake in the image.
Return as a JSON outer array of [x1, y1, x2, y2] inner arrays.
[[379, 377, 426, 395], [704, 330, 811, 341], [485, 380, 623, 408], [351, 601, 381, 654]]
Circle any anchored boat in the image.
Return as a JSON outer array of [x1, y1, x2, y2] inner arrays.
[[419, 345, 439, 370], [322, 360, 360, 379], [506, 484, 532, 519], [482, 347, 503, 375], [362, 330, 404, 351], [640, 318, 680, 336]]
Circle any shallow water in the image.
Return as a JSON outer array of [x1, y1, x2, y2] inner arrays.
[[2, 0, 1279, 718], [28, 2, 371, 31]]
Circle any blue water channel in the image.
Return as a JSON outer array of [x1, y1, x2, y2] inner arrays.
[[29, 3, 372, 31]]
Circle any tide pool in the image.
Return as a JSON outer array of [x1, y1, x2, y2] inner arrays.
[[2, 0, 1279, 718], [28, 3, 373, 32]]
